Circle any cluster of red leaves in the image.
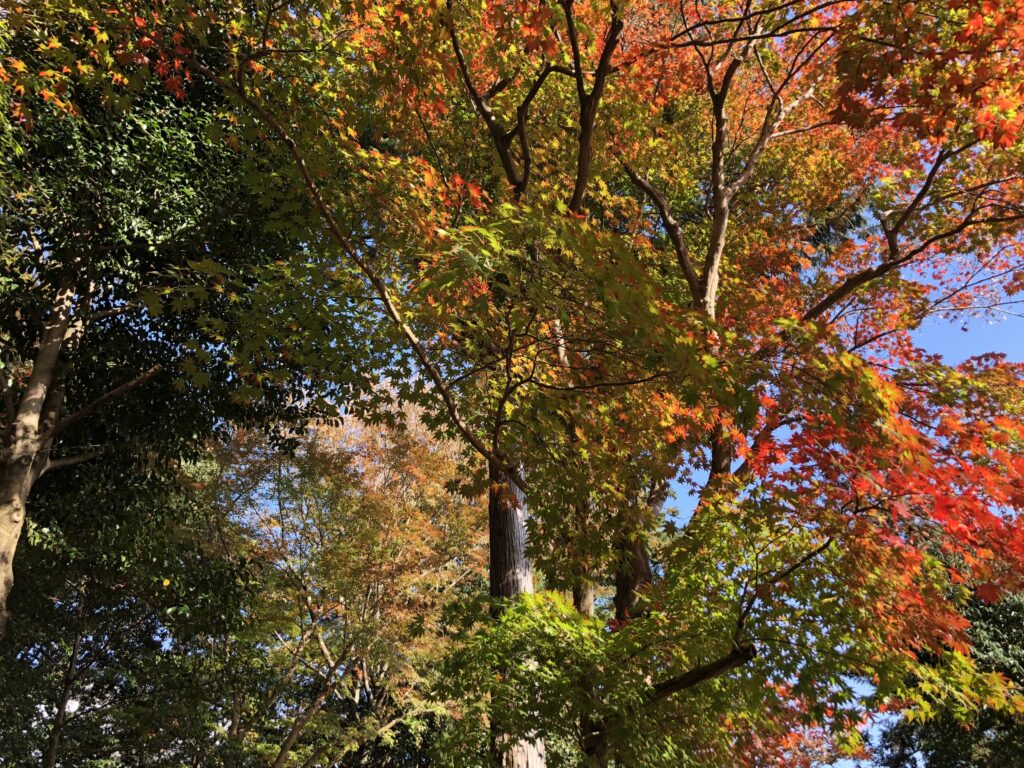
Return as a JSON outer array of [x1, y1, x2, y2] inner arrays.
[[835, 0, 1024, 145]]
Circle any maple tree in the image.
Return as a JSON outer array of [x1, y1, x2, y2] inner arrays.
[[876, 590, 1024, 768], [4, 0, 1024, 765]]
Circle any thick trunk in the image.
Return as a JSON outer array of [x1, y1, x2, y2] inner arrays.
[[500, 740, 546, 768], [572, 581, 595, 617], [487, 459, 545, 768], [573, 577, 601, 765], [1, 418, 57, 636], [1, 283, 75, 635], [488, 461, 533, 602], [581, 729, 611, 768], [612, 532, 653, 623], [0, 483, 28, 635]]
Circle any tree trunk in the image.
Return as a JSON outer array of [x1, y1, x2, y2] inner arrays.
[[488, 461, 533, 602], [0, 282, 75, 636], [0, 405, 58, 636], [612, 535, 653, 623], [500, 739, 546, 768], [611, 482, 665, 623], [572, 581, 595, 617], [581, 483, 667, 765], [43, 627, 82, 768], [487, 459, 546, 768], [0, 482, 29, 636]]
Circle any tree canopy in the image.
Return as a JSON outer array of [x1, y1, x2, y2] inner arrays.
[[2, 0, 1024, 766]]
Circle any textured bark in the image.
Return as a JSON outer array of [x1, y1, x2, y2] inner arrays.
[[1, 280, 159, 635], [501, 739, 546, 768], [0, 487, 29, 635], [487, 459, 546, 768], [572, 581, 595, 617], [0, 284, 73, 635], [488, 460, 534, 601]]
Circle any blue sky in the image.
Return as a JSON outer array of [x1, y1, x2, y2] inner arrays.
[[913, 313, 1024, 364]]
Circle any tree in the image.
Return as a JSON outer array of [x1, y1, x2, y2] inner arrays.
[[876, 592, 1024, 768], [197, 415, 487, 768], [0, 453, 254, 767], [0, 411, 486, 767], [10, 0, 1024, 765], [0, 13, 381, 632]]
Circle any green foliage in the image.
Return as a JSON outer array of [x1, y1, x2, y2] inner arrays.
[[0, 466, 253, 766], [876, 593, 1024, 768]]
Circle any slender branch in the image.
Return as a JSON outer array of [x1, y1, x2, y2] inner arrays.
[[444, 2, 522, 190], [41, 447, 106, 476], [735, 537, 835, 631], [560, 0, 589, 106], [194, 62, 521, 486], [85, 304, 136, 324], [532, 370, 666, 392], [802, 212, 980, 322], [621, 162, 702, 302], [38, 364, 162, 446]]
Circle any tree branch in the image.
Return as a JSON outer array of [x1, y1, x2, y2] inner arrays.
[[444, 2, 523, 190], [649, 643, 756, 703], [621, 161, 702, 303], [39, 364, 162, 445], [194, 62, 522, 487], [565, 0, 623, 212], [41, 447, 106, 476]]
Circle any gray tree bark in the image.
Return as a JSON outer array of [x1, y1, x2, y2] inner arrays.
[[488, 461, 534, 603], [488, 459, 546, 768]]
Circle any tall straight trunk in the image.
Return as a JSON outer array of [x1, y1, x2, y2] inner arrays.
[[615, 481, 667, 620], [487, 459, 545, 768], [488, 461, 534, 602]]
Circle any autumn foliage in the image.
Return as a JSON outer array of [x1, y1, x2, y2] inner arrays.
[[3, 0, 1024, 765]]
